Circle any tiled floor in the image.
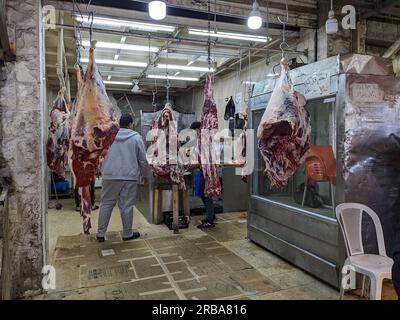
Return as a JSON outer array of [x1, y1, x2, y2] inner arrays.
[[35, 196, 397, 300]]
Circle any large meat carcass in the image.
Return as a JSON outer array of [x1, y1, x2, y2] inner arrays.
[[46, 87, 71, 179], [238, 113, 248, 183], [199, 74, 222, 198], [257, 58, 311, 188], [148, 103, 186, 189], [69, 40, 119, 234]]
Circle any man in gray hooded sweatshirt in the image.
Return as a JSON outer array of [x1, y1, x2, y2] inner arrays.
[[97, 113, 149, 242]]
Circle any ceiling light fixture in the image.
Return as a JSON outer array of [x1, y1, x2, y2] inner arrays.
[[103, 80, 133, 86], [247, 0, 262, 30], [147, 74, 199, 81], [325, 0, 338, 34], [148, 0, 167, 20], [81, 40, 159, 53], [131, 80, 142, 93], [188, 28, 269, 43], [156, 63, 214, 72], [80, 57, 147, 68], [75, 15, 174, 32]]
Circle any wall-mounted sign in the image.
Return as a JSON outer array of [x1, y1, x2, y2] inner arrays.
[[350, 83, 384, 103]]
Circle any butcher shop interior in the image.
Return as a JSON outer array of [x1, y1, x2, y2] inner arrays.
[[0, 0, 400, 303]]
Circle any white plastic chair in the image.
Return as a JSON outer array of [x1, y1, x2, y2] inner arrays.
[[336, 203, 393, 300]]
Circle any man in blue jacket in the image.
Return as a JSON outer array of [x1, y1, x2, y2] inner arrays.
[[97, 113, 149, 242]]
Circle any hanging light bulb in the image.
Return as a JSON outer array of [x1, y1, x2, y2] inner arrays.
[[325, 0, 338, 34], [148, 0, 166, 20], [247, 0, 262, 30]]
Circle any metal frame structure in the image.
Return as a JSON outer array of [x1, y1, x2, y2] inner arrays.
[[248, 54, 400, 288]]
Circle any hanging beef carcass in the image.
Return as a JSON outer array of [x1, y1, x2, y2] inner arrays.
[[199, 74, 222, 197], [69, 40, 119, 234], [148, 103, 186, 189], [257, 58, 311, 188], [46, 88, 71, 179], [238, 113, 249, 183]]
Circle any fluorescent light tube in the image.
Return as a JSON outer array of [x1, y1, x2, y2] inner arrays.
[[147, 74, 199, 81], [156, 64, 214, 72], [188, 28, 269, 43], [81, 40, 158, 53], [75, 15, 175, 32], [80, 58, 147, 68], [103, 80, 133, 86]]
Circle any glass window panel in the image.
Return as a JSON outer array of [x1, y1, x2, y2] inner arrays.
[[252, 97, 336, 218]]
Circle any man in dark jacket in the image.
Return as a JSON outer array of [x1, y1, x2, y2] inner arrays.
[[97, 113, 149, 242]]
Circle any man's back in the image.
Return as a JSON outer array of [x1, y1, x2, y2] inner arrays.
[[101, 128, 148, 181]]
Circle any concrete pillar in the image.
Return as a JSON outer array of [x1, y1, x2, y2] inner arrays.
[[0, 0, 46, 298]]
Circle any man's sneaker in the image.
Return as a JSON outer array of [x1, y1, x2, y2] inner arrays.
[[197, 221, 215, 229], [96, 236, 105, 242], [123, 232, 140, 241], [75, 206, 80, 212], [201, 217, 217, 224], [92, 205, 99, 211]]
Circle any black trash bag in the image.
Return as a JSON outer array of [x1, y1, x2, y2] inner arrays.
[[294, 183, 323, 208], [224, 96, 236, 120]]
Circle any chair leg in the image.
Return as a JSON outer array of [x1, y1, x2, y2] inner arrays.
[[339, 284, 345, 300], [361, 275, 366, 298], [330, 183, 335, 212], [369, 276, 383, 300], [339, 267, 346, 300]]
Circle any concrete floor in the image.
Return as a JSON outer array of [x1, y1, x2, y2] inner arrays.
[[35, 194, 397, 300]]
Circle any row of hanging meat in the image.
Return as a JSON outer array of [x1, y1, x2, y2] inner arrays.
[[148, 58, 311, 195], [47, 41, 310, 234]]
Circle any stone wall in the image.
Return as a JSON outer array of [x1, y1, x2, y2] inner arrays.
[[0, 0, 45, 298]]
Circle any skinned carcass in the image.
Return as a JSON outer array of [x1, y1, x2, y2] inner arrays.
[[257, 58, 311, 188], [69, 40, 119, 234], [238, 113, 248, 183], [199, 74, 222, 198], [148, 103, 186, 189], [46, 87, 71, 179]]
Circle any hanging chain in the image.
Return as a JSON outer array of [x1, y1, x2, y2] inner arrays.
[[278, 0, 289, 58], [265, 0, 270, 65], [152, 78, 158, 111], [88, 11, 94, 44], [247, 49, 252, 101], [237, 48, 242, 91], [165, 40, 170, 103], [148, 35, 152, 66], [73, 0, 83, 66], [207, 0, 212, 71]]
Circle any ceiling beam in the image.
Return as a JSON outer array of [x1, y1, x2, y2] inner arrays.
[[46, 0, 311, 29], [382, 38, 400, 59], [359, 0, 400, 19]]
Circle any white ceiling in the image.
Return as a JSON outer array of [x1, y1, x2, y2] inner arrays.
[[44, 4, 299, 95]]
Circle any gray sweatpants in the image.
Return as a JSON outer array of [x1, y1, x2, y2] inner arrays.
[[97, 180, 138, 238]]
